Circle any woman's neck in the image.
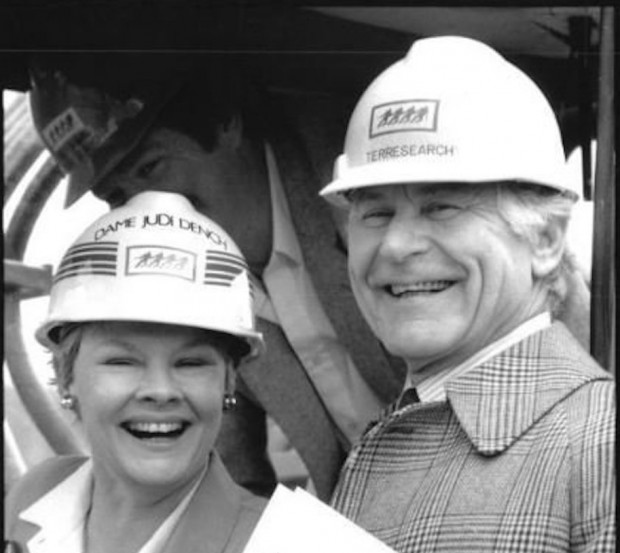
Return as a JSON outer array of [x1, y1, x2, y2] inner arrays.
[[84, 466, 204, 553]]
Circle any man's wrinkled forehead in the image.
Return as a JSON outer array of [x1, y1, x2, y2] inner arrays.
[[346, 182, 487, 203]]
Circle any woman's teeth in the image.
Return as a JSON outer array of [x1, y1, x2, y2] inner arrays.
[[123, 421, 187, 439]]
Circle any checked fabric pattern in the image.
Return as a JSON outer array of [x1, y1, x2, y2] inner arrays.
[[331, 323, 616, 552]]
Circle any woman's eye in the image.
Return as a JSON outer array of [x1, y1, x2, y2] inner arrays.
[[176, 358, 214, 369], [103, 357, 136, 366]]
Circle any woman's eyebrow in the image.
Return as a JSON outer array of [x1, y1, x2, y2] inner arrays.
[[91, 337, 139, 351]]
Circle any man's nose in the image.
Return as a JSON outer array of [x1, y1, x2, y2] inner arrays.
[[97, 168, 188, 207], [96, 178, 161, 207], [379, 213, 431, 262]]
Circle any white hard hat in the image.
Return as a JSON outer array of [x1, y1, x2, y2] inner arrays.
[[320, 36, 578, 205], [36, 191, 263, 361]]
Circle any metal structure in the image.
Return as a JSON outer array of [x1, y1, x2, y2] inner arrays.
[[2, 5, 615, 493]]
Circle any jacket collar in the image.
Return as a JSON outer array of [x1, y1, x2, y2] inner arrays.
[[446, 323, 610, 455], [16, 454, 249, 553], [19, 459, 92, 553], [163, 453, 248, 553]]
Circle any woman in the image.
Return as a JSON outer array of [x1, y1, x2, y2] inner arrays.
[[5, 191, 267, 553]]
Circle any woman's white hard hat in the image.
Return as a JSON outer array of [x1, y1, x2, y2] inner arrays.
[[36, 190, 264, 361]]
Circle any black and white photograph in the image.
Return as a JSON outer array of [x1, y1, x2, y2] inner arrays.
[[3, 4, 615, 552]]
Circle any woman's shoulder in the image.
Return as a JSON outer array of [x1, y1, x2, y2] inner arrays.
[[5, 455, 88, 522]]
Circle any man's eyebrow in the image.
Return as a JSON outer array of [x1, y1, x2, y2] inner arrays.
[[417, 183, 475, 197], [348, 187, 387, 202]]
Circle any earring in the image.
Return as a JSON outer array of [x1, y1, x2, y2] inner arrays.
[[60, 394, 76, 411], [223, 393, 237, 411]]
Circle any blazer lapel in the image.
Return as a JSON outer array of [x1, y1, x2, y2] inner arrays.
[[164, 455, 254, 553], [447, 323, 610, 455]]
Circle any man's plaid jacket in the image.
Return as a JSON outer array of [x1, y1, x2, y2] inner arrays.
[[331, 322, 615, 552]]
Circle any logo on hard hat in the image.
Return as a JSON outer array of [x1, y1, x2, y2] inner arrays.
[[204, 250, 248, 288], [54, 241, 119, 283], [38, 73, 144, 172], [370, 100, 439, 138], [126, 246, 196, 281]]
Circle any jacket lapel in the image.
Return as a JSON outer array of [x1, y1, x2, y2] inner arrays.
[[163, 454, 255, 553], [447, 323, 610, 455]]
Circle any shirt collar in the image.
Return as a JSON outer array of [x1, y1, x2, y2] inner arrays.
[[250, 143, 302, 322], [265, 142, 304, 266], [407, 312, 552, 403], [20, 459, 93, 552], [20, 458, 209, 553], [138, 462, 208, 553]]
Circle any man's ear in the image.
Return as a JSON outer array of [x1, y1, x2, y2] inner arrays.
[[217, 114, 243, 150], [531, 221, 566, 279]]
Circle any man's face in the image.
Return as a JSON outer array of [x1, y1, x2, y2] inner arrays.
[[94, 128, 272, 274], [347, 183, 542, 375]]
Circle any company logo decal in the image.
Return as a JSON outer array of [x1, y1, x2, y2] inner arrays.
[[54, 241, 118, 282], [369, 100, 439, 138], [126, 245, 196, 281], [42, 107, 87, 153], [204, 250, 248, 288], [40, 75, 143, 172]]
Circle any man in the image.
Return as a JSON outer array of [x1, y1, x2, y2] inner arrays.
[[27, 53, 406, 501], [28, 48, 591, 503], [321, 36, 615, 551]]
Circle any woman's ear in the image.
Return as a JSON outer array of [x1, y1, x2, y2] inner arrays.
[[216, 114, 243, 150], [224, 363, 237, 395], [531, 220, 566, 279]]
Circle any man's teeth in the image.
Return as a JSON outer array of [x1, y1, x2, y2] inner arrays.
[[129, 422, 183, 433], [389, 281, 453, 295]]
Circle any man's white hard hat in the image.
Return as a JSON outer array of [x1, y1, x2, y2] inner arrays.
[[321, 36, 579, 206]]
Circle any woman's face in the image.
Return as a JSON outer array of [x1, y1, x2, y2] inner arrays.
[[69, 321, 230, 494]]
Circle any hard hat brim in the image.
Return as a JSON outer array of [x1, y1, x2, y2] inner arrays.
[[36, 317, 264, 362], [64, 79, 184, 207]]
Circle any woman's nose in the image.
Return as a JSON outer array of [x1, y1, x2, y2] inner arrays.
[[135, 365, 182, 405]]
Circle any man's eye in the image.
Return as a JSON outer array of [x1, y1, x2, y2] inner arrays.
[[423, 202, 462, 219], [136, 157, 163, 179], [104, 188, 127, 208], [361, 209, 393, 227]]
